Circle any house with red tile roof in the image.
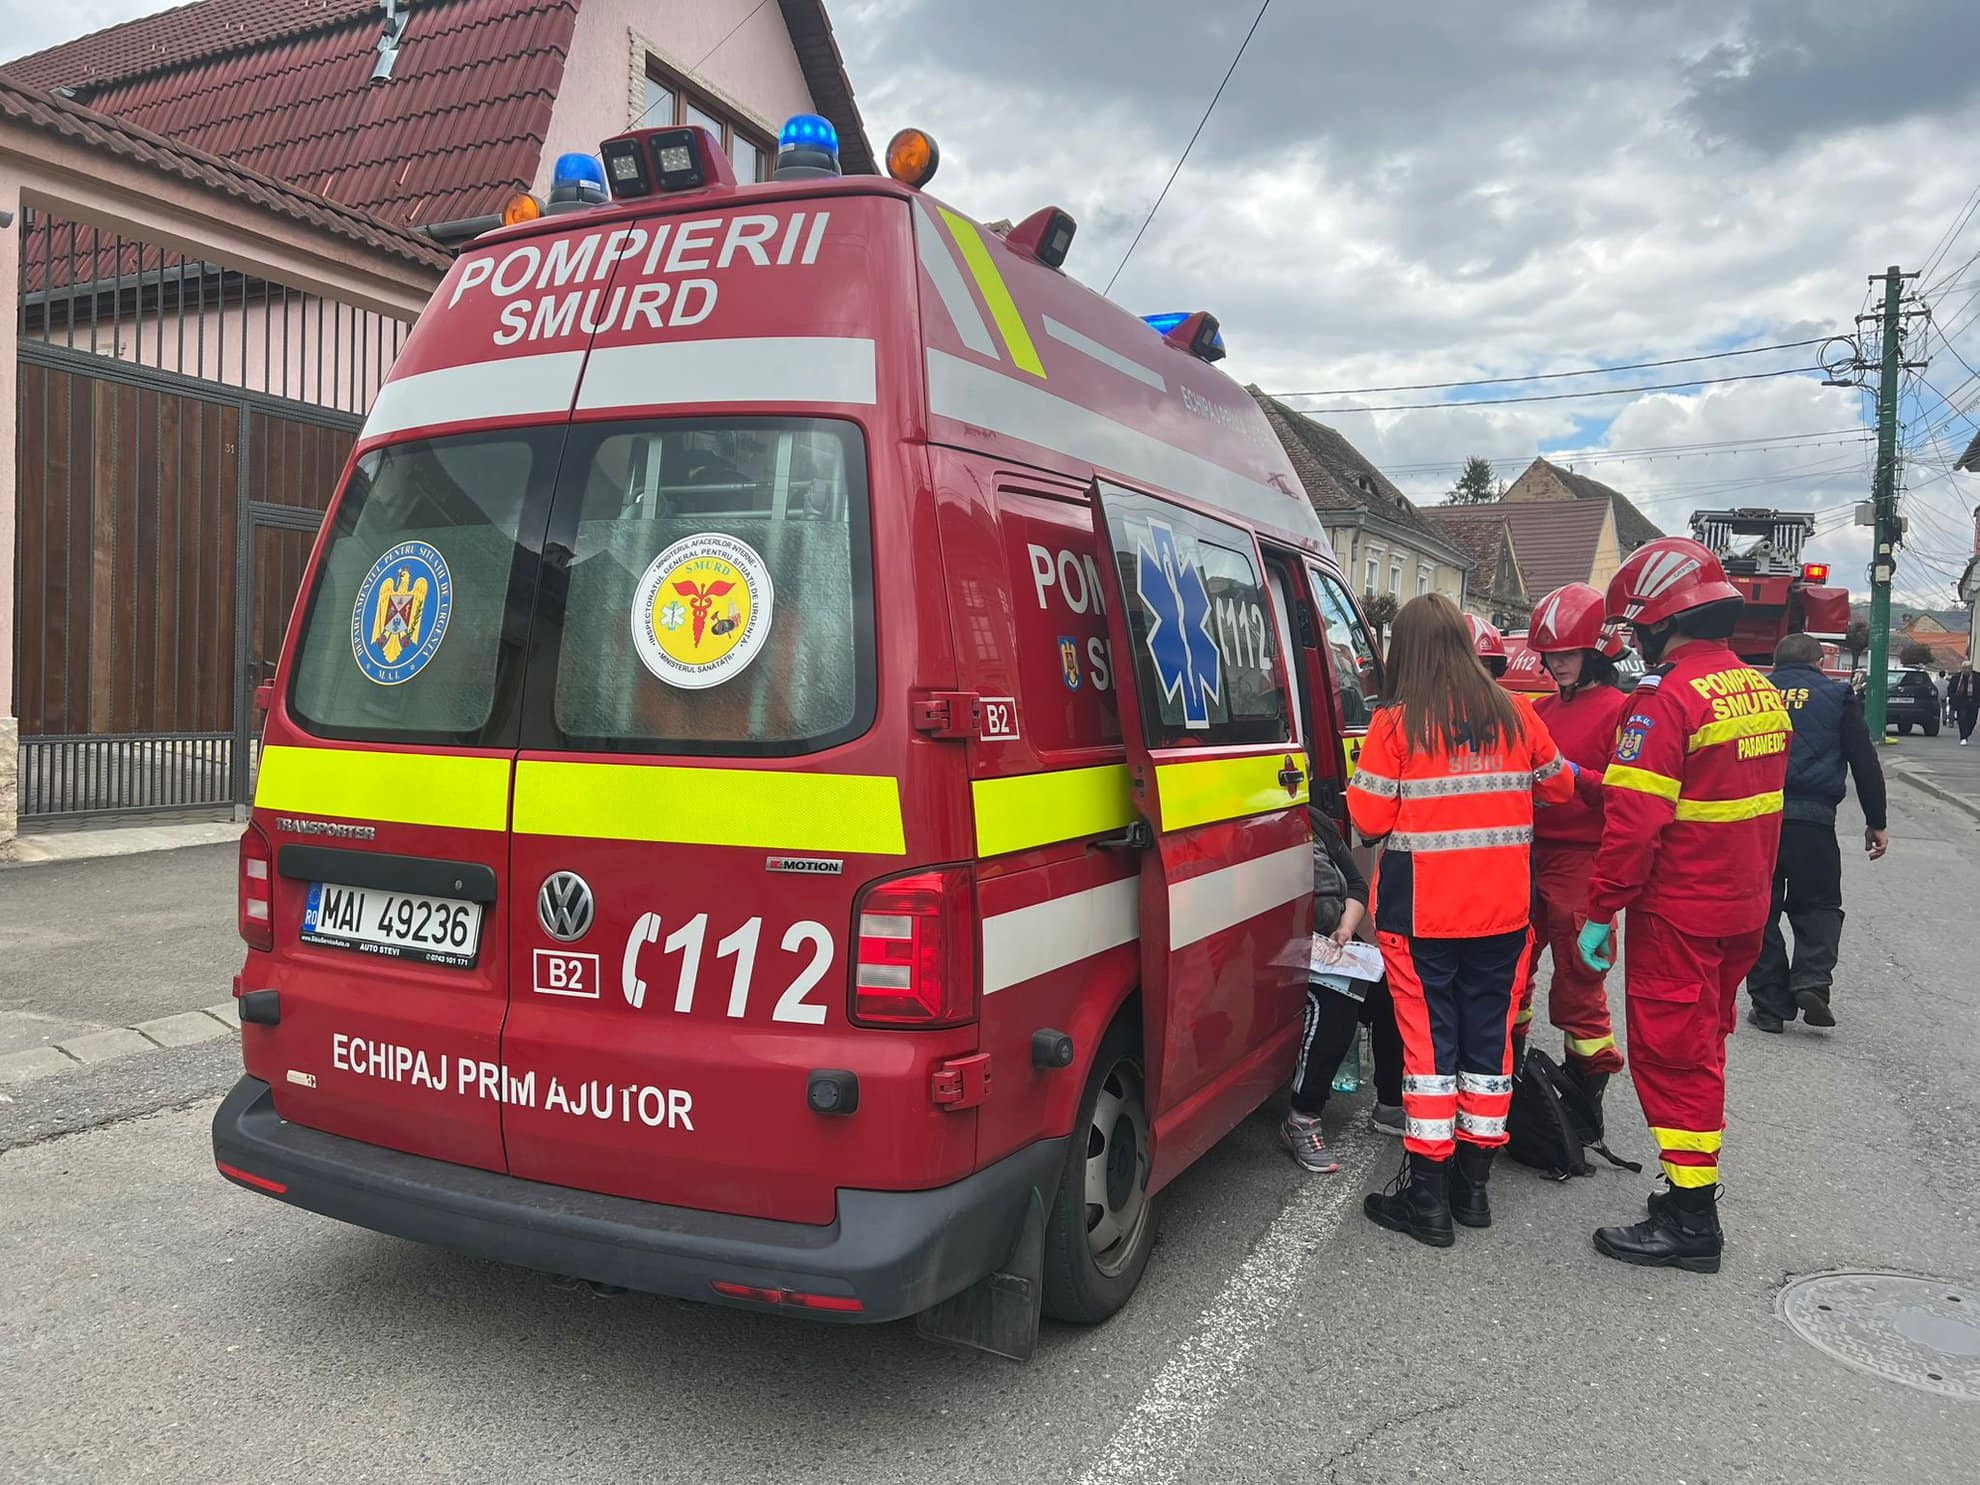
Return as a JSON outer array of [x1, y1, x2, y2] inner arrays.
[[4, 0, 874, 234], [1499, 455, 1664, 561], [1420, 503, 1530, 628]]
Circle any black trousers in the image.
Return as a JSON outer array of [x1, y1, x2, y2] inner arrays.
[[1748, 818, 1844, 1015], [1290, 975, 1404, 1116], [1960, 703, 1978, 742]]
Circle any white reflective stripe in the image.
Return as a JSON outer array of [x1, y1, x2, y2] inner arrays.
[[1398, 771, 1533, 799], [1406, 1116, 1455, 1141], [1635, 673, 1663, 691], [1402, 1073, 1456, 1096], [362, 350, 585, 439], [1347, 769, 1401, 798], [913, 201, 999, 359], [1385, 825, 1533, 852], [1458, 1072, 1514, 1096], [1168, 844, 1311, 951], [1291, 990, 1321, 1094], [1533, 754, 1568, 782], [981, 877, 1138, 994], [1456, 1111, 1508, 1137], [578, 337, 877, 409], [927, 349, 1322, 542], [1041, 315, 1167, 391]]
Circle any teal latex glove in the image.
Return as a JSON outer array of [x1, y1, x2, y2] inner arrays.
[[1578, 919, 1615, 973]]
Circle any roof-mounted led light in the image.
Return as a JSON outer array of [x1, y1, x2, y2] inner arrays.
[[1143, 310, 1226, 363], [548, 152, 608, 212], [1801, 561, 1831, 583], [501, 192, 542, 227], [885, 127, 940, 187], [1007, 206, 1076, 270], [600, 136, 651, 198], [775, 112, 841, 180]]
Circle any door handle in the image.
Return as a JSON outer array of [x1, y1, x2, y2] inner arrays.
[[1278, 755, 1306, 795]]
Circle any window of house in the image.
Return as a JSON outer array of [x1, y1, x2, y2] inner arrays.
[[641, 58, 774, 183], [1364, 558, 1378, 594], [1388, 564, 1402, 597]]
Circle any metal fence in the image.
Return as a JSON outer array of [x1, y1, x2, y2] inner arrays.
[[18, 732, 240, 822]]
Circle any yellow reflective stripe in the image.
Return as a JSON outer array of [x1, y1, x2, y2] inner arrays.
[[1565, 1033, 1617, 1056], [1650, 1126, 1723, 1153], [1674, 790, 1783, 822], [1605, 763, 1682, 801], [1514, 1007, 1535, 1028], [937, 207, 1046, 377], [1154, 753, 1307, 831], [972, 764, 1135, 857], [514, 760, 905, 855], [1687, 708, 1794, 752], [254, 744, 510, 832], [1661, 1160, 1721, 1188]]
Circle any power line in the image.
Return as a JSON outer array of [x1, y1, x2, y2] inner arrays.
[[1103, 0, 1272, 295], [1911, 373, 1979, 434], [1377, 427, 1873, 476], [627, 0, 776, 130], [1281, 338, 1833, 397], [1272, 364, 1821, 413]]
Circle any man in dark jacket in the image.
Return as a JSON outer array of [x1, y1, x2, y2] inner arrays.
[[1748, 634, 1889, 1032], [1953, 662, 1980, 744]]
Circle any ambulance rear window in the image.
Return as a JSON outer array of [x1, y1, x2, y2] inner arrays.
[[288, 430, 552, 745], [537, 417, 874, 756]]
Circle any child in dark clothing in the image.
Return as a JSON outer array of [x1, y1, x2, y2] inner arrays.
[[1283, 807, 1404, 1171]]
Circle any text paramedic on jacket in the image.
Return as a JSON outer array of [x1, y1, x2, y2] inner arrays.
[[1347, 594, 1577, 1249], [1519, 585, 1631, 1119], [1577, 536, 1793, 1274]]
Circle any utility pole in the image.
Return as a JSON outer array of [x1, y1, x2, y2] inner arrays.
[[1863, 266, 1916, 739]]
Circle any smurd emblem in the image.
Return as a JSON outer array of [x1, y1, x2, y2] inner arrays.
[[352, 541, 452, 685], [537, 872, 594, 942], [631, 532, 774, 690], [1134, 520, 1221, 729]]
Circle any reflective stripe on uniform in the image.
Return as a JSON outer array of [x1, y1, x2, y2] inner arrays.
[[255, 745, 510, 832], [1650, 1125, 1723, 1153], [1347, 768, 1400, 798], [1606, 763, 1682, 801], [513, 760, 906, 855], [1403, 1073, 1457, 1096], [1456, 1110, 1507, 1137], [1407, 1116, 1455, 1142], [1154, 752, 1308, 831], [1396, 770, 1533, 799], [1687, 708, 1794, 753], [1385, 824, 1533, 852], [1458, 1071, 1513, 1096], [1533, 753, 1569, 782], [971, 764, 1134, 857], [1566, 1033, 1619, 1057], [1674, 790, 1784, 822], [1662, 1160, 1720, 1188]]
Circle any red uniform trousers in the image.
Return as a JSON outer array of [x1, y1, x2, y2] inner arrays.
[[1625, 909, 1763, 1190], [1381, 928, 1532, 1160], [1515, 844, 1624, 1074]]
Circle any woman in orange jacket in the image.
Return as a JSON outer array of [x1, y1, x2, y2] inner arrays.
[[1347, 594, 1577, 1247]]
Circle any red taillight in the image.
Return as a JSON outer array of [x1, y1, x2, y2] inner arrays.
[[1801, 562, 1830, 582], [851, 867, 975, 1027], [711, 1281, 863, 1313], [239, 823, 274, 952]]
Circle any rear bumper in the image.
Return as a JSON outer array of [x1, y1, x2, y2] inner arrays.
[[212, 1076, 1067, 1324]]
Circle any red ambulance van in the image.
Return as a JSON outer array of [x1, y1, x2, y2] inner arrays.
[[213, 117, 1383, 1357]]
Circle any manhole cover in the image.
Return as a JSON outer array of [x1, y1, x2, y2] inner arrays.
[[1779, 1272, 1980, 1401]]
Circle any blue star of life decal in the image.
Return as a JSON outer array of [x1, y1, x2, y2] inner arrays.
[[1134, 520, 1222, 728]]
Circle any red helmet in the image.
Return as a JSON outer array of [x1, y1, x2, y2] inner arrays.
[[1529, 583, 1625, 658], [1464, 612, 1507, 661], [1604, 537, 1742, 628]]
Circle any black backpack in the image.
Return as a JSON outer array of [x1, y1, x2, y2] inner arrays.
[[1505, 1046, 1640, 1180]]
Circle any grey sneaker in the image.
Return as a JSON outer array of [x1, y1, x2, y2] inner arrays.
[[1370, 1103, 1406, 1137], [1280, 1112, 1340, 1173]]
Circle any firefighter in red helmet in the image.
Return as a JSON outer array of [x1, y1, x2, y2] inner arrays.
[[1517, 585, 1630, 1115], [1578, 538, 1792, 1272], [1466, 612, 1510, 679]]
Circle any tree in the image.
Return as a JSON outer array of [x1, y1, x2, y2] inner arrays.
[[1899, 640, 1935, 667], [1448, 456, 1498, 504], [1844, 618, 1871, 673], [1363, 592, 1400, 653]]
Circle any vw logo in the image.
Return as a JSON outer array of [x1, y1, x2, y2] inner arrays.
[[537, 871, 594, 942]]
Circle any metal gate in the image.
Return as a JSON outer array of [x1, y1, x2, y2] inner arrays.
[[12, 209, 399, 823]]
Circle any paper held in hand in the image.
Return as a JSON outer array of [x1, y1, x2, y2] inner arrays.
[[1308, 937, 1386, 983]]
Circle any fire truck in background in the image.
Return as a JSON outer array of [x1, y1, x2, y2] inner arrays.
[[1689, 508, 1853, 670]]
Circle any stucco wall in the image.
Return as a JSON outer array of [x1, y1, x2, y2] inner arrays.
[[538, 0, 820, 196]]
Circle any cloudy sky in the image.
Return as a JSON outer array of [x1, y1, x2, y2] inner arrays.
[[12, 0, 1980, 606]]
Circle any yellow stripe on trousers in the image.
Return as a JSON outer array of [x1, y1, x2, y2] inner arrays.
[[514, 760, 906, 855], [254, 745, 511, 832]]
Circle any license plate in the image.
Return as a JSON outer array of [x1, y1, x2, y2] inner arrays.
[[302, 882, 483, 968]]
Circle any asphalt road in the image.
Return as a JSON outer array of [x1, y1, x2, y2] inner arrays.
[[2, 785, 1976, 1484]]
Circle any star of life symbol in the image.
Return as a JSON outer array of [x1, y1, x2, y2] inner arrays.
[[1134, 520, 1222, 729], [658, 598, 687, 633]]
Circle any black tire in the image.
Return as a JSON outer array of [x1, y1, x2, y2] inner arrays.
[[1926, 717, 1941, 737], [1041, 1020, 1159, 1324], [1898, 721, 1914, 736]]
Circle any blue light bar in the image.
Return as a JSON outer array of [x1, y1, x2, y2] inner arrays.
[[554, 152, 608, 188], [1141, 312, 1190, 336], [779, 113, 839, 154]]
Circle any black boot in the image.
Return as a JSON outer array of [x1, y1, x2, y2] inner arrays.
[[1596, 1184, 1722, 1273], [1364, 1152, 1455, 1248], [1448, 1143, 1494, 1228], [1794, 989, 1837, 1028]]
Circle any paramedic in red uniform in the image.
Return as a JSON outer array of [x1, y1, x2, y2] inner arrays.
[[1349, 594, 1576, 1247], [1519, 584, 1630, 1116], [1577, 538, 1792, 1273]]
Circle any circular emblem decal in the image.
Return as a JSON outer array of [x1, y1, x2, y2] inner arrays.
[[630, 533, 774, 690], [352, 540, 452, 685]]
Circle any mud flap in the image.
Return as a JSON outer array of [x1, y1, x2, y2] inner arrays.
[[914, 1189, 1044, 1361]]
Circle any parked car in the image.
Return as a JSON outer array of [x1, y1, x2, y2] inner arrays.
[[1856, 667, 1941, 735]]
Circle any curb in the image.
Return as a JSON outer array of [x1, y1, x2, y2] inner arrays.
[[0, 1002, 241, 1089], [1884, 760, 1980, 824]]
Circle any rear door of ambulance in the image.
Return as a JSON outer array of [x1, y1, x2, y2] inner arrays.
[[495, 192, 977, 1227]]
